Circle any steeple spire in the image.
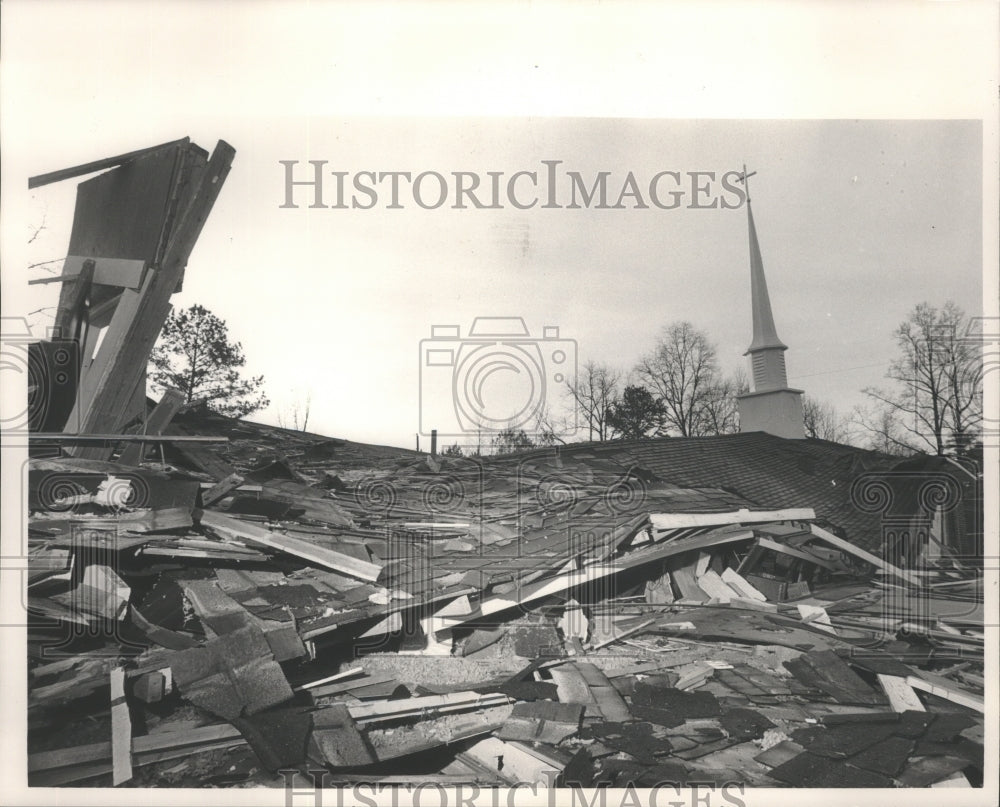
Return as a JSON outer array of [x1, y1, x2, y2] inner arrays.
[[735, 167, 805, 439], [745, 201, 789, 354]]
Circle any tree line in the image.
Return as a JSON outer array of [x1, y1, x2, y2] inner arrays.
[[150, 301, 984, 459], [465, 301, 983, 458]]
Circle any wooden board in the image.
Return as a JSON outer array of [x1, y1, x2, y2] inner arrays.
[[696, 570, 740, 603], [201, 473, 246, 506], [672, 567, 709, 602], [808, 524, 921, 586], [29, 138, 191, 189], [31, 256, 149, 290], [198, 509, 380, 581], [109, 668, 132, 786], [117, 388, 186, 465], [721, 567, 768, 601], [906, 673, 984, 712], [756, 536, 841, 572], [650, 508, 815, 530], [877, 674, 925, 712]]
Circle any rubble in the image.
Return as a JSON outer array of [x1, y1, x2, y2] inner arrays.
[[22, 141, 987, 790]]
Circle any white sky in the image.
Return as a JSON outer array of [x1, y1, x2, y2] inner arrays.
[[2, 2, 997, 455]]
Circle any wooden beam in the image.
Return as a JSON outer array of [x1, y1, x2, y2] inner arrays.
[[294, 666, 364, 692], [200, 473, 246, 506], [906, 673, 984, 713], [650, 508, 815, 530], [166, 422, 239, 480], [808, 524, 921, 586], [52, 259, 95, 341], [349, 692, 511, 725], [33, 433, 226, 443], [118, 388, 185, 465], [198, 509, 381, 582], [756, 536, 841, 571], [109, 668, 132, 786], [28, 138, 190, 189], [29, 724, 242, 779], [721, 567, 768, 601], [31, 257, 148, 289], [67, 141, 235, 460]]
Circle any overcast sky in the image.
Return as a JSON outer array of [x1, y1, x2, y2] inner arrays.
[[2, 1, 996, 451]]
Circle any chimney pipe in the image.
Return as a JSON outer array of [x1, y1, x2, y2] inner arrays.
[[431, 429, 438, 457]]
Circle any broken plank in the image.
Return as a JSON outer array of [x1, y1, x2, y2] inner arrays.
[[796, 604, 836, 634], [348, 692, 511, 725], [117, 389, 186, 465], [695, 570, 740, 603], [877, 674, 925, 713], [200, 473, 246, 506], [31, 433, 226, 444], [671, 567, 709, 602], [198, 509, 380, 581], [295, 667, 364, 692], [650, 508, 815, 530], [28, 138, 191, 189], [721, 567, 768, 601], [808, 524, 921, 586], [33, 256, 148, 289], [755, 536, 841, 572], [307, 673, 401, 699], [167, 422, 240, 479], [905, 674, 984, 713], [109, 668, 132, 786]]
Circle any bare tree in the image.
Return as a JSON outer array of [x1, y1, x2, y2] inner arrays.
[[802, 395, 852, 443], [278, 390, 312, 432], [530, 402, 566, 446], [861, 302, 982, 455], [852, 404, 918, 456], [699, 368, 748, 436], [635, 322, 741, 436], [564, 360, 621, 441]]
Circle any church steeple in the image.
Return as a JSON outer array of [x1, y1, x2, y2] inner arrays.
[[736, 168, 805, 439], [746, 201, 788, 355], [744, 197, 790, 392]]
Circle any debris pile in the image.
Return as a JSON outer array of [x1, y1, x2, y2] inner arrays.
[[26, 415, 985, 788]]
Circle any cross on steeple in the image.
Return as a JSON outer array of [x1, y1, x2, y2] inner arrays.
[[736, 164, 757, 202]]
